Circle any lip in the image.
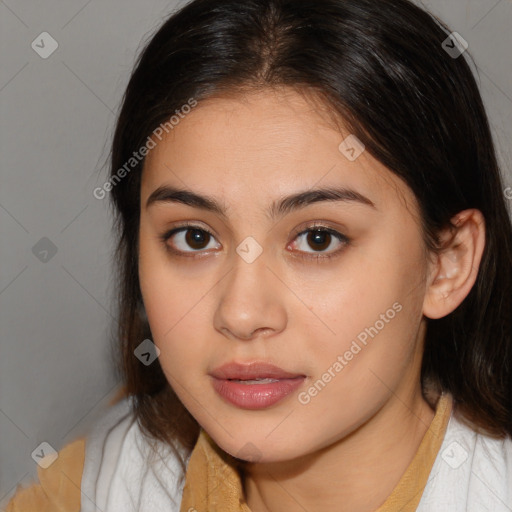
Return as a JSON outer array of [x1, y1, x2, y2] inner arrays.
[[209, 361, 306, 380], [209, 361, 306, 410]]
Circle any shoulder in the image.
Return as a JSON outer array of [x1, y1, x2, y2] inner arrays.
[[81, 395, 191, 512], [5, 395, 190, 512], [4, 437, 85, 512], [418, 411, 512, 511], [4, 395, 131, 511]]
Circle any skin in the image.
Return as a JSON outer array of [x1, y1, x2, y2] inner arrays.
[[138, 87, 485, 512]]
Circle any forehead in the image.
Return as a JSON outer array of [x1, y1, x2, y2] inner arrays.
[[141, 88, 416, 215]]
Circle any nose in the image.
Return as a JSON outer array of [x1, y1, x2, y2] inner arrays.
[[213, 253, 287, 342]]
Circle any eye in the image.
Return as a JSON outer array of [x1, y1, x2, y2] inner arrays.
[[159, 224, 220, 256], [159, 222, 350, 260], [289, 224, 349, 260]]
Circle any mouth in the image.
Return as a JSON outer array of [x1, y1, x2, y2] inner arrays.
[[209, 361, 306, 409], [227, 378, 281, 384], [209, 360, 306, 380]]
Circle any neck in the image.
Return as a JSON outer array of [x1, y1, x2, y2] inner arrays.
[[243, 385, 436, 512]]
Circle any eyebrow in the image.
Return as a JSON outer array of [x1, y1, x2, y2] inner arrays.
[[145, 184, 376, 220]]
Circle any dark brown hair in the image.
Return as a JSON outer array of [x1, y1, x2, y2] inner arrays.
[[107, 0, 512, 475]]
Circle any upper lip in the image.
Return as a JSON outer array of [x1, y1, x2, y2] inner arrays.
[[209, 361, 305, 380]]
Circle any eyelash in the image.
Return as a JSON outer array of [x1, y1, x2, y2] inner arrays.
[[158, 222, 350, 262]]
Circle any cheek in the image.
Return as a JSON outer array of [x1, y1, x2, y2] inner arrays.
[[293, 275, 424, 443], [141, 281, 209, 389], [139, 231, 185, 352], [301, 233, 427, 383], [138, 228, 215, 379], [139, 224, 189, 327], [304, 245, 419, 344]]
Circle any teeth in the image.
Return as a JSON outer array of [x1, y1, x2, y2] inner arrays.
[[232, 378, 280, 384]]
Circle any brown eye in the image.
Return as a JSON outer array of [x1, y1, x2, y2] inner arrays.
[[306, 230, 332, 251], [160, 223, 349, 260], [160, 225, 220, 254], [184, 228, 211, 250], [292, 226, 349, 257]]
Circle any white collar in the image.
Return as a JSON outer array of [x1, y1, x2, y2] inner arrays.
[[80, 397, 190, 512]]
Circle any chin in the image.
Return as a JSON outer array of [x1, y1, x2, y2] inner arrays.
[[211, 434, 299, 465]]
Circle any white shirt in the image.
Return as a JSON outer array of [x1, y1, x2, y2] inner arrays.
[[80, 396, 512, 512]]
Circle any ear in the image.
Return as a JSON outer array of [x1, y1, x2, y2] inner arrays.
[[423, 209, 486, 320]]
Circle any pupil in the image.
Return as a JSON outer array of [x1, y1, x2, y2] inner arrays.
[[308, 230, 330, 251], [186, 229, 208, 249]]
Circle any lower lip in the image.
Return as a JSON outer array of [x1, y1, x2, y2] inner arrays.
[[210, 376, 306, 409]]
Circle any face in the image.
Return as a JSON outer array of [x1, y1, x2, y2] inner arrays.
[[138, 87, 431, 463]]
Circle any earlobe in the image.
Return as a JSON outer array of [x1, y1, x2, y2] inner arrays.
[[423, 209, 486, 320]]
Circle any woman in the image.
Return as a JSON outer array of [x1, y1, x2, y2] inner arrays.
[[7, 0, 512, 510]]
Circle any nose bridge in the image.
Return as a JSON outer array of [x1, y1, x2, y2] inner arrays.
[[213, 242, 286, 339], [223, 244, 270, 308]]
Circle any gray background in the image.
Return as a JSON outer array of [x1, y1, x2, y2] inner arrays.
[[1, 0, 511, 506]]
